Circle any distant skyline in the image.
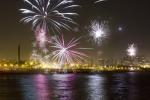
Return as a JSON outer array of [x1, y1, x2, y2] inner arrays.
[[0, 0, 150, 60]]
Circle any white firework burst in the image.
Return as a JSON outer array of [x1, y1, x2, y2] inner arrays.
[[51, 35, 87, 64], [89, 20, 109, 45], [127, 44, 137, 57], [20, 0, 79, 33]]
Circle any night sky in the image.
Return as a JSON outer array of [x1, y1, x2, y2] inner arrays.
[[0, 0, 150, 60]]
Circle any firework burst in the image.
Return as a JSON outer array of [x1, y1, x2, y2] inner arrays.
[[127, 44, 137, 57], [20, 0, 79, 33], [20, 0, 79, 52], [51, 35, 87, 64], [89, 20, 109, 46]]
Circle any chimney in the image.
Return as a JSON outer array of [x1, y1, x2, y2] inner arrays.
[[18, 44, 21, 63]]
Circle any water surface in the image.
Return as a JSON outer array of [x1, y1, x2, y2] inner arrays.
[[0, 72, 150, 100]]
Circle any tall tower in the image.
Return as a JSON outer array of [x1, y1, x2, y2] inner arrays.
[[18, 44, 21, 63]]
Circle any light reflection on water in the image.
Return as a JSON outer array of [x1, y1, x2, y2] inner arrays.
[[86, 75, 106, 100], [34, 75, 49, 100], [0, 72, 150, 100], [51, 74, 75, 100]]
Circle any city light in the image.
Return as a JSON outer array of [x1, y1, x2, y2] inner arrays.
[[0, 59, 145, 73]]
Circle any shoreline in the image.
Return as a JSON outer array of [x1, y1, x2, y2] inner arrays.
[[0, 69, 150, 74]]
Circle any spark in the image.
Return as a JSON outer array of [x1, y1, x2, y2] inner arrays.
[[118, 26, 123, 32], [78, 48, 94, 50], [95, 0, 106, 3], [20, 0, 79, 33], [89, 20, 109, 45], [51, 35, 87, 64], [127, 44, 137, 57]]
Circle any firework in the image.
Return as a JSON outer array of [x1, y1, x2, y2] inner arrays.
[[127, 44, 137, 57], [89, 20, 109, 46], [35, 27, 47, 49], [20, 0, 79, 51], [20, 0, 79, 33], [51, 35, 87, 64]]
